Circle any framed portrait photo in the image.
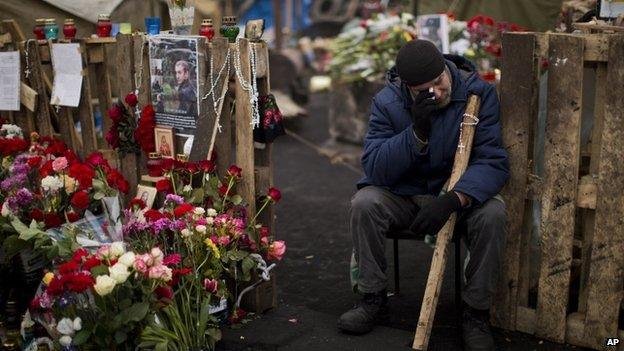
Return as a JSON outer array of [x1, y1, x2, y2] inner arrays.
[[598, 0, 624, 19], [136, 185, 158, 209], [154, 125, 175, 159]]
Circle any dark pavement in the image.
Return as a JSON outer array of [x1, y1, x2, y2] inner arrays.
[[217, 92, 588, 351]]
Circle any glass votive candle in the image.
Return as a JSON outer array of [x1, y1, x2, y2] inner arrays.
[[220, 16, 240, 43], [33, 19, 46, 40], [119, 22, 132, 34], [63, 19, 77, 40], [96, 14, 112, 37], [44, 18, 59, 40], [145, 17, 161, 35], [199, 19, 215, 41]]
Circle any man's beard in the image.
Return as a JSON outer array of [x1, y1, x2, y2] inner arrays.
[[435, 91, 452, 109]]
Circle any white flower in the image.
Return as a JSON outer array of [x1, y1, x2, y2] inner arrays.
[[41, 176, 64, 192], [59, 335, 73, 347], [195, 225, 206, 233], [73, 317, 82, 331], [1, 124, 23, 139], [109, 241, 125, 258], [181, 228, 192, 238], [56, 318, 75, 336], [183, 185, 192, 192], [206, 217, 214, 225], [151, 247, 164, 265], [193, 207, 205, 216], [207, 208, 217, 217], [93, 275, 116, 296], [118, 251, 136, 267], [1, 202, 11, 217], [109, 262, 131, 283]]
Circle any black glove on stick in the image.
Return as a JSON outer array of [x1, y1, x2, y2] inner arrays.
[[409, 192, 462, 236], [410, 90, 438, 141]]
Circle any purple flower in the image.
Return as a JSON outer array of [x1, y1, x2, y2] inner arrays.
[[165, 194, 184, 205], [15, 188, 33, 206], [10, 163, 29, 175], [167, 219, 186, 231], [1, 179, 13, 192], [122, 219, 150, 237], [153, 218, 172, 233]]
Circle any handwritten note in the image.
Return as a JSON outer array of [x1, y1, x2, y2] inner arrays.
[[0, 51, 20, 111], [50, 43, 83, 107]]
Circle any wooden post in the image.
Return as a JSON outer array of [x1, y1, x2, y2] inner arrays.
[[535, 33, 584, 343], [93, 43, 114, 148], [77, 41, 97, 155], [273, 0, 283, 51], [191, 38, 229, 161], [582, 34, 624, 347], [412, 96, 481, 350], [490, 32, 538, 330], [234, 38, 256, 215]]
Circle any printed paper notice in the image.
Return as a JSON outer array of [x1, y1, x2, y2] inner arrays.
[[50, 43, 83, 107], [0, 51, 20, 111]]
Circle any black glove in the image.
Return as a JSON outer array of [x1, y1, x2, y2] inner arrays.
[[410, 90, 438, 141], [409, 192, 462, 236]]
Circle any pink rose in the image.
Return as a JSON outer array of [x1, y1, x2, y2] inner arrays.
[[260, 237, 269, 246], [96, 245, 111, 259], [52, 157, 68, 172], [217, 236, 231, 246], [203, 278, 218, 293], [133, 258, 148, 274], [148, 265, 173, 281], [267, 240, 286, 261]]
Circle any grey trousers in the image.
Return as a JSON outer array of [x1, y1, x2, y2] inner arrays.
[[351, 186, 507, 310]]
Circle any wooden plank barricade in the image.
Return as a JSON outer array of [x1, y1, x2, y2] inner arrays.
[[492, 32, 624, 350]]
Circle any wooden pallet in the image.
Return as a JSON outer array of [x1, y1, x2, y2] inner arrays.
[[492, 32, 624, 350]]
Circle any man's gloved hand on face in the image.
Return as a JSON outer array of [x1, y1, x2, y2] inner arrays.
[[409, 191, 462, 236], [410, 90, 438, 141]]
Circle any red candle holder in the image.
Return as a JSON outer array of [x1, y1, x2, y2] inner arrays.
[[96, 14, 112, 37], [63, 19, 77, 40], [199, 19, 215, 41], [33, 18, 46, 40]]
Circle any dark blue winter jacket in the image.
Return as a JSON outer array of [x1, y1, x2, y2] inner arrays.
[[357, 55, 509, 205]]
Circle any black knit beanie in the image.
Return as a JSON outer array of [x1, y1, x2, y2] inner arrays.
[[395, 40, 445, 86]]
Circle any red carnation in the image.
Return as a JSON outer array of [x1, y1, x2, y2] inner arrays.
[[83, 256, 102, 271], [107, 105, 123, 123], [173, 203, 194, 218], [186, 162, 198, 174], [163, 253, 181, 266], [267, 187, 281, 203], [227, 165, 242, 178], [66, 211, 80, 223], [106, 127, 120, 148], [46, 277, 65, 296], [156, 179, 173, 193], [44, 139, 67, 156], [30, 209, 44, 222], [59, 261, 80, 274], [44, 213, 62, 229], [144, 209, 165, 222], [117, 178, 130, 194], [154, 286, 173, 301], [40, 160, 54, 177], [86, 152, 109, 168], [161, 158, 175, 172], [135, 104, 156, 154], [72, 248, 89, 263], [198, 160, 215, 173], [66, 273, 94, 293], [71, 191, 90, 210], [68, 163, 95, 190], [27, 156, 42, 168], [129, 198, 146, 209], [125, 92, 138, 107]]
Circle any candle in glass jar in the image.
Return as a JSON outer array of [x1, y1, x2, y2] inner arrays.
[[33, 19, 46, 40], [44, 19, 59, 40], [96, 14, 112, 37], [220, 16, 239, 43], [63, 19, 77, 39], [147, 152, 164, 177], [199, 19, 215, 41]]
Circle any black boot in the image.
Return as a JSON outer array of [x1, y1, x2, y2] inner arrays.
[[337, 290, 388, 334], [462, 304, 495, 351]]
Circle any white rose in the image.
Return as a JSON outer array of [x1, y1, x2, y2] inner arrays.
[[109, 263, 131, 283], [93, 275, 116, 296], [193, 207, 205, 216], [151, 247, 164, 265], [183, 185, 192, 192], [195, 225, 206, 233], [118, 251, 136, 267], [207, 208, 217, 217], [59, 335, 73, 347], [206, 217, 214, 225], [73, 317, 82, 331], [1, 202, 11, 217], [56, 318, 75, 336], [41, 176, 63, 192], [109, 241, 125, 258], [181, 228, 192, 238]]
